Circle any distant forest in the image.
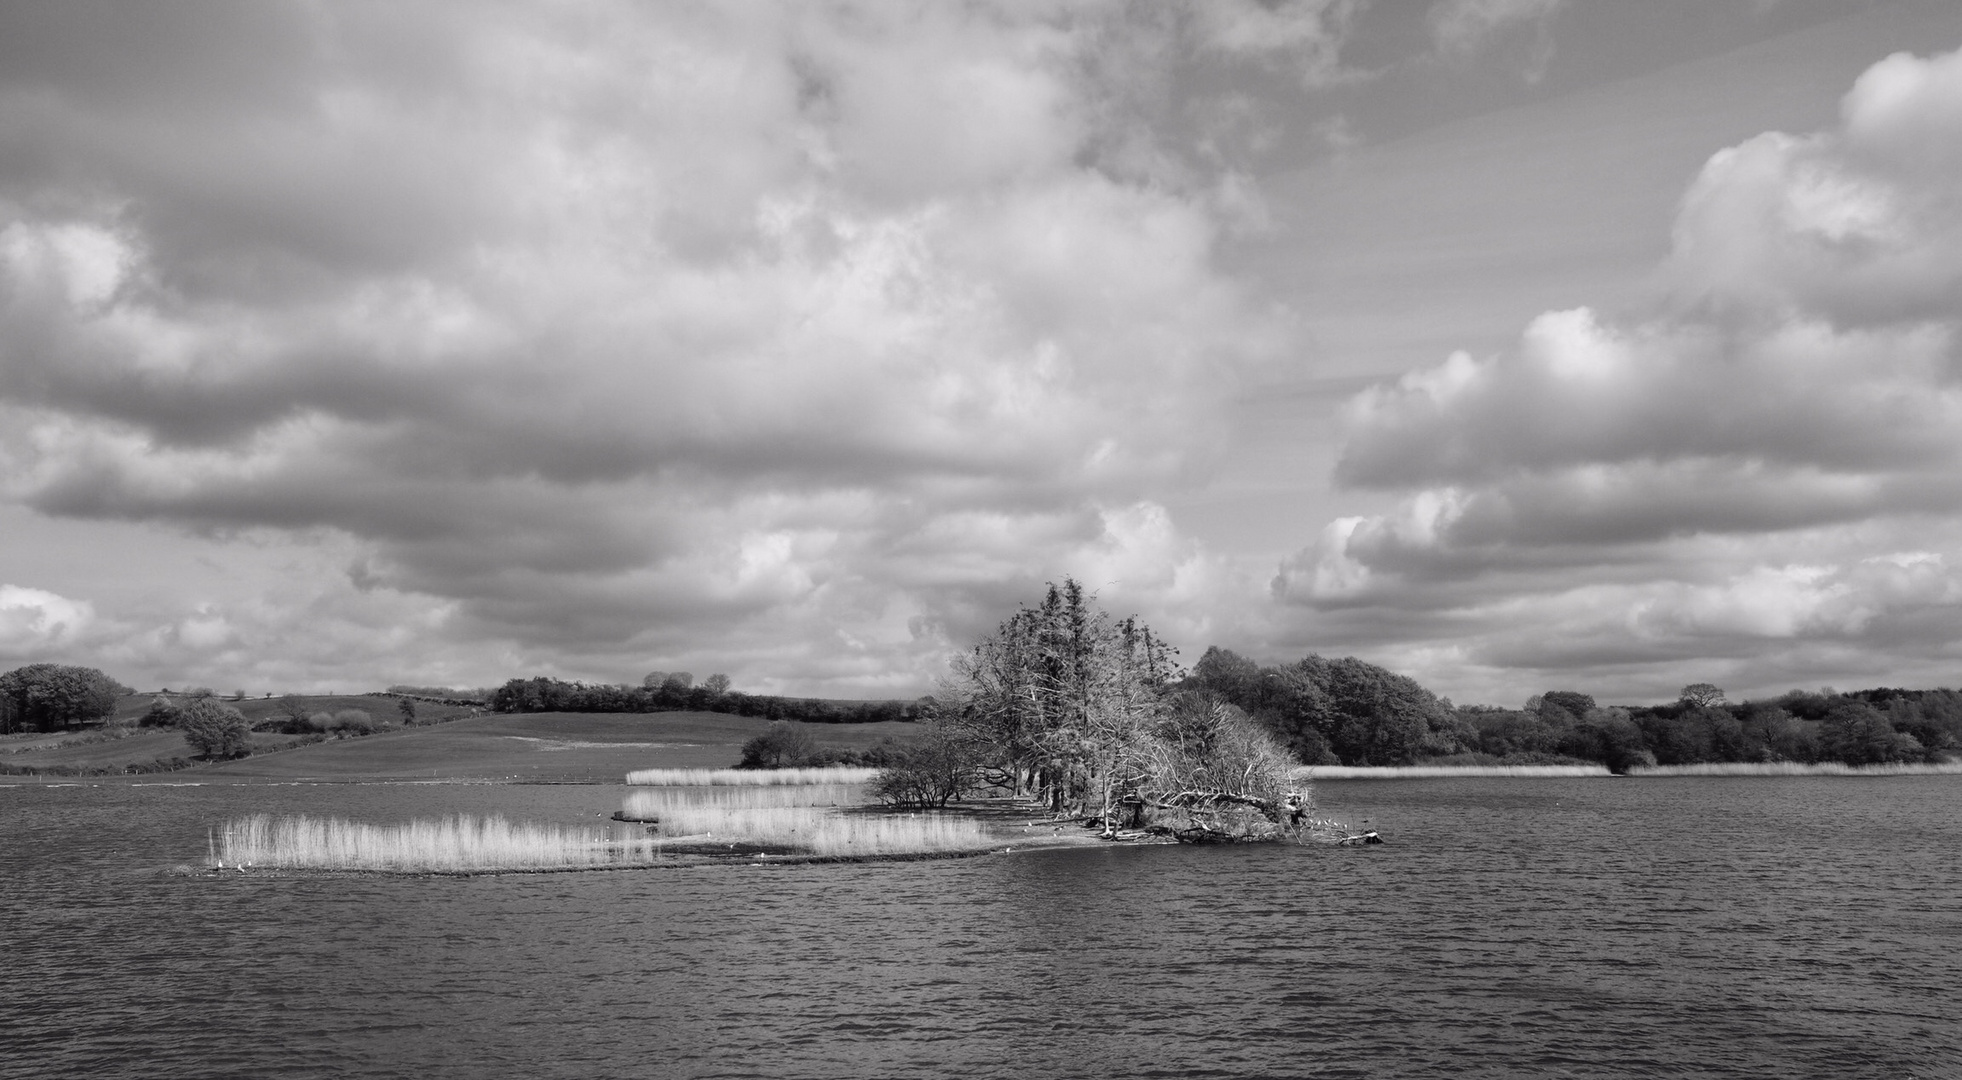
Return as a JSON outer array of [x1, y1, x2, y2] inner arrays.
[[1181, 648, 1961, 773], [489, 649, 1960, 772], [487, 675, 927, 724]]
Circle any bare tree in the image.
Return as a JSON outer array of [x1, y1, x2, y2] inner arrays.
[[1679, 683, 1727, 709]]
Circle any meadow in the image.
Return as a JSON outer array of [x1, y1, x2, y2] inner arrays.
[[1, 708, 921, 783]]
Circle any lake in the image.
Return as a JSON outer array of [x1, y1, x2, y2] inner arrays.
[[3, 775, 1957, 1079]]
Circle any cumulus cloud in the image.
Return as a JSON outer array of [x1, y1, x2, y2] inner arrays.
[[0, 3, 1320, 692], [1282, 43, 1962, 701], [1187, 0, 1362, 86], [0, 584, 96, 659]]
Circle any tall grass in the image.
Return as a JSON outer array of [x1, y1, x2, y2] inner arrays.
[[1631, 761, 1962, 777], [620, 783, 861, 820], [624, 766, 881, 786], [650, 804, 993, 856], [212, 813, 664, 872], [1293, 764, 1610, 779]]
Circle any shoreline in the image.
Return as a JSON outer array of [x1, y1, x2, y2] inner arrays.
[[1298, 761, 1962, 779]]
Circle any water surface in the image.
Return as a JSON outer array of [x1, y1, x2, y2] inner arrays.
[[3, 776, 1957, 1078]]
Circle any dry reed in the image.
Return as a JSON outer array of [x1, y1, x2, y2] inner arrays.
[[649, 804, 994, 856], [212, 813, 664, 872], [1293, 764, 1610, 780], [624, 766, 882, 786], [620, 782, 862, 820], [1630, 760, 1962, 777]]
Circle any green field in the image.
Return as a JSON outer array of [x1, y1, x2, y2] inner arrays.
[[1, 706, 918, 783]]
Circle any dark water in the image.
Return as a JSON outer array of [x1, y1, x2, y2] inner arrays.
[[3, 776, 1958, 1079]]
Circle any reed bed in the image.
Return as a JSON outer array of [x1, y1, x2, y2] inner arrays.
[[624, 766, 882, 786], [648, 804, 994, 856], [1293, 764, 1610, 780], [620, 782, 862, 820], [1630, 761, 1962, 777], [212, 813, 665, 873]]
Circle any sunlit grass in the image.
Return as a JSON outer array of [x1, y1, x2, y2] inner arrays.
[[649, 804, 994, 856], [624, 766, 882, 786], [1631, 761, 1962, 777], [211, 813, 664, 872], [620, 783, 862, 820], [1293, 764, 1610, 779]]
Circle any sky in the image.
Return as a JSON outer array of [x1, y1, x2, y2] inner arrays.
[[5, 0, 1962, 706]]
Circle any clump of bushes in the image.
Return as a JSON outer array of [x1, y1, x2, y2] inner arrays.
[[868, 732, 970, 808], [738, 721, 818, 768], [310, 709, 376, 737], [737, 722, 910, 770], [179, 698, 252, 760], [141, 695, 183, 728], [254, 694, 316, 734]]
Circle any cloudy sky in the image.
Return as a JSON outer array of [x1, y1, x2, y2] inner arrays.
[[5, 0, 1962, 705]]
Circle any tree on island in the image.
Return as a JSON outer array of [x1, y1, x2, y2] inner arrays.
[[919, 579, 1305, 842]]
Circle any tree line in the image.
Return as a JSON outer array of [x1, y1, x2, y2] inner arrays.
[[1182, 650, 1962, 772], [487, 674, 928, 724], [1436, 686, 1962, 771]]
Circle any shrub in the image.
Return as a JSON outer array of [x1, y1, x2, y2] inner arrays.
[[310, 709, 376, 736], [334, 709, 374, 734], [180, 698, 252, 760], [737, 721, 819, 769], [142, 695, 183, 728], [870, 730, 970, 808]]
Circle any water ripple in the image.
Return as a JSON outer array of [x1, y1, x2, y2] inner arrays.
[[3, 777, 1960, 1078]]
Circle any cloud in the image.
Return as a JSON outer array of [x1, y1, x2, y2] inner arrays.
[[0, 584, 96, 659], [1281, 43, 1962, 701], [1426, 0, 1563, 81], [1187, 0, 1363, 86], [0, 3, 1306, 693]]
